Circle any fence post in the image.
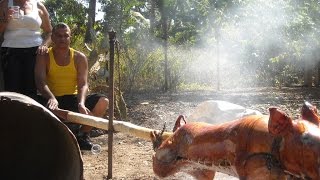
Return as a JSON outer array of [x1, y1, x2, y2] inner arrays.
[[107, 29, 116, 179]]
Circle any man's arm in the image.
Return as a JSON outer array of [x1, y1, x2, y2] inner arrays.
[[34, 53, 58, 110], [74, 51, 89, 114]]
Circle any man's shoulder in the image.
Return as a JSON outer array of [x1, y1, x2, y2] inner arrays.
[[71, 48, 87, 67], [72, 48, 86, 59]]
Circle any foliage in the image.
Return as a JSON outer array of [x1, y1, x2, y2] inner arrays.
[[44, 0, 320, 92]]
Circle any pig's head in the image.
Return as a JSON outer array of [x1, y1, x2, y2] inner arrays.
[[151, 122, 216, 179], [269, 107, 320, 179]]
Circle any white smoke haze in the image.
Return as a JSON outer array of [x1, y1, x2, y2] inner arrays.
[[119, 0, 320, 90], [177, 0, 315, 89]]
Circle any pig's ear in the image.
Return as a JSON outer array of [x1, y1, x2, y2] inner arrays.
[[301, 101, 320, 125], [172, 115, 186, 132], [268, 107, 293, 136]]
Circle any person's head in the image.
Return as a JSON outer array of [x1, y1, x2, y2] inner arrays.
[[51, 22, 71, 48]]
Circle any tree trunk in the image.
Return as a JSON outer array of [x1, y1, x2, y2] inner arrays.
[[304, 61, 313, 87], [317, 61, 320, 87], [158, 0, 169, 91], [163, 16, 169, 91], [149, 0, 155, 34], [84, 0, 96, 44]]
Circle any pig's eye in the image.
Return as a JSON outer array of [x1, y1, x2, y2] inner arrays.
[[155, 148, 177, 163]]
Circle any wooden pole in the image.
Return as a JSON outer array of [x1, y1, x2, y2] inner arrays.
[[52, 109, 173, 140], [107, 29, 116, 180]]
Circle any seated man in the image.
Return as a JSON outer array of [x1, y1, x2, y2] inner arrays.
[[35, 22, 109, 150]]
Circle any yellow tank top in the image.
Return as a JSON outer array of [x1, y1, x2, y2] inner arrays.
[[47, 47, 77, 96]]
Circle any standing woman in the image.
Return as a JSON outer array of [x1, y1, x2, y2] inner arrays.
[[0, 0, 52, 99]]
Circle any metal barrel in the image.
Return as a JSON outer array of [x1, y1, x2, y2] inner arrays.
[[0, 92, 83, 180]]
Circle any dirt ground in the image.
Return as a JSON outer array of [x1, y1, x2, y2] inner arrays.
[[81, 87, 320, 180]]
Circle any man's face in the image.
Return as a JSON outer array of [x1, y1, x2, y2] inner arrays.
[[52, 27, 71, 48]]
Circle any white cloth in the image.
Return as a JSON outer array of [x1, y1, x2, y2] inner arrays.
[[2, 0, 42, 48], [187, 100, 262, 124]]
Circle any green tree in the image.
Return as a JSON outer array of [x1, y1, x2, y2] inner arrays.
[[44, 0, 87, 45], [84, 0, 96, 44]]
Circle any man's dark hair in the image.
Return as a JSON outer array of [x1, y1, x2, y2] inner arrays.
[[52, 22, 70, 33]]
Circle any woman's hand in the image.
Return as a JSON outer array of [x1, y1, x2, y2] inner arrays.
[[6, 8, 14, 20], [37, 45, 49, 55]]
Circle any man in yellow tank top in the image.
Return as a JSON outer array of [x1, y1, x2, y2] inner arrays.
[[35, 23, 109, 150]]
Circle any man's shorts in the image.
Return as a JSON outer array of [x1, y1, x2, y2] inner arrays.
[[55, 93, 106, 113], [37, 93, 106, 112]]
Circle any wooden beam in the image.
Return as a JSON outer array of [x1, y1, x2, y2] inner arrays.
[[53, 108, 172, 141]]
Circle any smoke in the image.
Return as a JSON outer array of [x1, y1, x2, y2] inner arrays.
[[119, 0, 320, 90], [181, 0, 317, 89], [225, 0, 289, 50]]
